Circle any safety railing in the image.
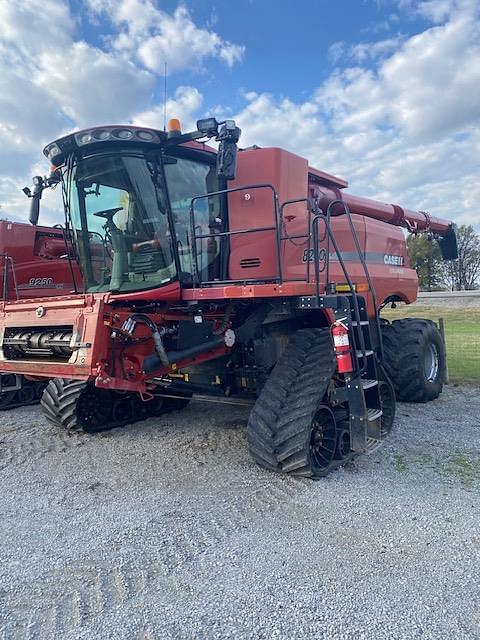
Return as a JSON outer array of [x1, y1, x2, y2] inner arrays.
[[188, 182, 384, 372], [189, 183, 283, 287], [189, 185, 379, 339]]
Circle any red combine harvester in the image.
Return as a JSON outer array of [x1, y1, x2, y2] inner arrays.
[[0, 219, 80, 408], [0, 119, 457, 477]]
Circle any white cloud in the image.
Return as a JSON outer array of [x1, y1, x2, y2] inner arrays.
[[329, 36, 405, 64], [0, 0, 244, 222], [0, 0, 72, 56], [0, 0, 155, 149], [350, 36, 405, 62], [231, 1, 480, 227], [86, 1, 245, 73], [133, 86, 203, 131], [0, 0, 478, 233], [37, 43, 152, 127], [320, 5, 480, 142]]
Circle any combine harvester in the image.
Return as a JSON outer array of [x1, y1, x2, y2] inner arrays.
[[0, 220, 80, 408], [0, 118, 457, 477]]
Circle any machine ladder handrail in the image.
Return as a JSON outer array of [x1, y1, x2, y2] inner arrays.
[[311, 214, 369, 376], [325, 199, 384, 364]]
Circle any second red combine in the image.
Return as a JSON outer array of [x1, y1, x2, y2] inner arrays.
[[0, 118, 457, 477]]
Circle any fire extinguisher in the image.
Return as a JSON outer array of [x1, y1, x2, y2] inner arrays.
[[331, 318, 353, 374]]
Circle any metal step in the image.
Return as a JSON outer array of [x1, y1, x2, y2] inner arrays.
[[365, 437, 384, 455], [367, 407, 382, 421], [356, 349, 374, 358], [361, 378, 378, 390]]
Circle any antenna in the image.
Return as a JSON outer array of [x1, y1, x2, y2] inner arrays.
[[163, 61, 167, 132]]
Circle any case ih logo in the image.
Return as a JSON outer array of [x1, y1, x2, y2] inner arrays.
[[383, 254, 404, 266]]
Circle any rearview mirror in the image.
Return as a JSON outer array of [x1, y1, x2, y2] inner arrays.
[[216, 122, 241, 181], [216, 140, 238, 180], [29, 197, 40, 226], [28, 176, 44, 226]]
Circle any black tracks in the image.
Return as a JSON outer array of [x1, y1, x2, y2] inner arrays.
[[247, 328, 339, 478], [41, 378, 189, 433], [0, 379, 47, 411]]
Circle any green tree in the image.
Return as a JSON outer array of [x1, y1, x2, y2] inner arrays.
[[407, 234, 443, 291], [443, 225, 480, 290]]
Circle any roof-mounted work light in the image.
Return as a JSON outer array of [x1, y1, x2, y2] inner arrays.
[[196, 118, 219, 138]]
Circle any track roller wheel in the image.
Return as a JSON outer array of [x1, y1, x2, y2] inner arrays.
[[381, 318, 445, 402], [247, 328, 337, 478], [111, 397, 133, 424], [18, 385, 36, 405], [335, 428, 352, 461]]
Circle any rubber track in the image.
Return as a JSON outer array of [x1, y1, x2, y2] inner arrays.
[[381, 318, 444, 402], [40, 378, 191, 433], [0, 381, 47, 411], [247, 328, 336, 478]]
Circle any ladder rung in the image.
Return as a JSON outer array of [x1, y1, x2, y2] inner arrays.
[[361, 379, 378, 390], [367, 408, 382, 421], [356, 349, 374, 358], [351, 320, 369, 326], [365, 437, 384, 455]]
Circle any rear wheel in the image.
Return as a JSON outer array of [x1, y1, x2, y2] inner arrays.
[[381, 318, 445, 402]]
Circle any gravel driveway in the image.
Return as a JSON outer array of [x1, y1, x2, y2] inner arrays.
[[0, 386, 479, 639]]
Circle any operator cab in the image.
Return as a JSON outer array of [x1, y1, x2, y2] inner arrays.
[[33, 120, 239, 295]]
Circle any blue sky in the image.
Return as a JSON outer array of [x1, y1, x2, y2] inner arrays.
[[78, 1, 430, 107], [0, 0, 479, 227]]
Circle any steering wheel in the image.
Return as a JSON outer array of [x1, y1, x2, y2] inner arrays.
[[93, 207, 123, 222]]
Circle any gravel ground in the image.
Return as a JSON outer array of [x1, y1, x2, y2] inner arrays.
[[0, 386, 479, 640]]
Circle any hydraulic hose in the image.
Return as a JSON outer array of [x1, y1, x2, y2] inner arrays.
[[123, 314, 170, 366], [212, 303, 234, 336]]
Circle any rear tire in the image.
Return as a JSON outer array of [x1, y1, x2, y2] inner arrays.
[[381, 318, 445, 403]]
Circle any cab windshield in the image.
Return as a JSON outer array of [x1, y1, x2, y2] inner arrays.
[[66, 150, 220, 293]]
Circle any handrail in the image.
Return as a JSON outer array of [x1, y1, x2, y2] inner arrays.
[[312, 214, 368, 376], [280, 198, 313, 283], [188, 185, 382, 374], [189, 183, 282, 286], [325, 200, 384, 363]]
